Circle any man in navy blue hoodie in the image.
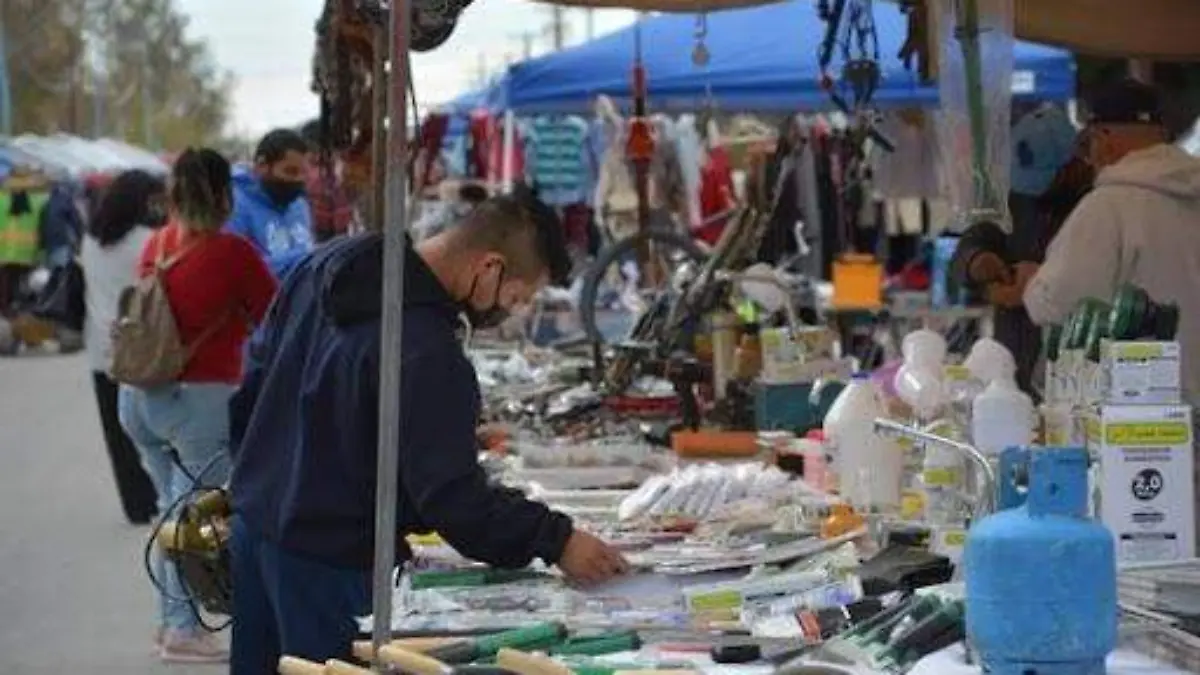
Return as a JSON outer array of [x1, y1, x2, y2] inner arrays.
[[227, 194, 628, 673]]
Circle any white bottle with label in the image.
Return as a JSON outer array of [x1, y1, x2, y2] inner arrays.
[[823, 374, 903, 510], [971, 367, 1036, 456]]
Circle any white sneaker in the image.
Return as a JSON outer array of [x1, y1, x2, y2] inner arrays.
[[159, 628, 228, 664]]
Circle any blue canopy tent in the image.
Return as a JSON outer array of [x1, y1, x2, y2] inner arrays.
[[498, 0, 1074, 113]]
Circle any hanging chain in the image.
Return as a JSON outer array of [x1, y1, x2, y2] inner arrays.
[[692, 13, 710, 67]]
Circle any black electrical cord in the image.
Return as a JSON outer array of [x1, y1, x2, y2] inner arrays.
[[141, 450, 232, 633]]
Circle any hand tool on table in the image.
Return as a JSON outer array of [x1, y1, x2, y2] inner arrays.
[[548, 630, 640, 656], [354, 637, 472, 662], [376, 645, 518, 675], [277, 657, 372, 675], [875, 599, 965, 669], [410, 568, 551, 590], [497, 648, 574, 675], [423, 622, 569, 664]]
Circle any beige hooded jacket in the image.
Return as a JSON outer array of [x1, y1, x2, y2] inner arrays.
[[1025, 144, 1200, 406]]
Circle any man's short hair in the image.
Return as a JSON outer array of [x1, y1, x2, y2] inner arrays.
[[255, 128, 312, 165], [451, 191, 570, 286]]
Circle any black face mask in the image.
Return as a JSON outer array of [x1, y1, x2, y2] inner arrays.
[[461, 262, 509, 330], [262, 178, 305, 208]]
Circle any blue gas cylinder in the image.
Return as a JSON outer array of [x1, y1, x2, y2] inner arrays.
[[964, 447, 1117, 675]]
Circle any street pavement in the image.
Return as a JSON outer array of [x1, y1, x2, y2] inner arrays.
[[0, 352, 224, 674]]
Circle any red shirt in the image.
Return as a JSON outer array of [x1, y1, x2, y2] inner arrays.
[[306, 165, 355, 238], [138, 223, 277, 383]]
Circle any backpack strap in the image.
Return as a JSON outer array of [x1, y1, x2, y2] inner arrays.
[[155, 227, 204, 274]]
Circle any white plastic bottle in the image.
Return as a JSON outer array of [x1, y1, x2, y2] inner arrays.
[[971, 366, 1036, 456], [823, 373, 903, 510]]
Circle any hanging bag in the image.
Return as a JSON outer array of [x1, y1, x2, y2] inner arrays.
[[31, 257, 86, 331], [109, 232, 229, 388]]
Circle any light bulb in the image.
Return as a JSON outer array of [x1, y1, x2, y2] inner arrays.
[[902, 329, 947, 367], [964, 337, 1017, 384], [894, 363, 945, 417]]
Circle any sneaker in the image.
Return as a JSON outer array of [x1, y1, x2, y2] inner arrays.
[[159, 629, 228, 664]]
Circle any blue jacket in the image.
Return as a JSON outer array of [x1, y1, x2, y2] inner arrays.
[[228, 234, 573, 569], [227, 167, 313, 279]]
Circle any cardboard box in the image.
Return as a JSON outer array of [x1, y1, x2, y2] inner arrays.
[[1100, 340, 1182, 405], [1086, 404, 1196, 564]]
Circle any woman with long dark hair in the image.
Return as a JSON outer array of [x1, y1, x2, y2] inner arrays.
[[118, 149, 276, 663], [81, 170, 167, 524]]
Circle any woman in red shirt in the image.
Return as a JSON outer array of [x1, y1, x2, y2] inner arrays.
[[117, 149, 276, 663]]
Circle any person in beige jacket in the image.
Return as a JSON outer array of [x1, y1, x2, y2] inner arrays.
[[1006, 80, 1200, 549]]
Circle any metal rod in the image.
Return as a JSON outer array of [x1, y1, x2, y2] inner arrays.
[[372, 0, 411, 665], [872, 417, 997, 518], [369, 24, 389, 233]]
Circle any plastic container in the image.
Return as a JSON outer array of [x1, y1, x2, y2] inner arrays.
[[971, 368, 1035, 457], [822, 374, 903, 509]]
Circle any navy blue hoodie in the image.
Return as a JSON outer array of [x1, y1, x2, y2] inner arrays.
[[228, 234, 573, 569]]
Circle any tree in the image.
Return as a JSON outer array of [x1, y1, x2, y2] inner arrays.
[[1, 0, 232, 147]]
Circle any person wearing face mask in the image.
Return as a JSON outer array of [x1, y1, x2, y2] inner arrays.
[[225, 190, 629, 673], [227, 128, 315, 278]]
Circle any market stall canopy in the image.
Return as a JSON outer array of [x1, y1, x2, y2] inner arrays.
[[501, 0, 1072, 113], [534, 0, 1200, 60]]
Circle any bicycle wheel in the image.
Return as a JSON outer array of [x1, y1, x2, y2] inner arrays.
[[577, 229, 707, 345]]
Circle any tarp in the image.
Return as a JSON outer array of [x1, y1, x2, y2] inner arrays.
[[531, 0, 1200, 60], [499, 0, 1073, 113]]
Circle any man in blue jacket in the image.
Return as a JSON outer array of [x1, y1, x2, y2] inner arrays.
[[228, 128, 314, 278], [226, 193, 628, 673]]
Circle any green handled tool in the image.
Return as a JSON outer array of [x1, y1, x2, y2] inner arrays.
[[549, 630, 641, 656], [410, 569, 551, 590], [426, 622, 569, 664]]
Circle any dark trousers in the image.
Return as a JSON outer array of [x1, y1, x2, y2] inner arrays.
[[91, 371, 158, 523], [230, 515, 371, 675]]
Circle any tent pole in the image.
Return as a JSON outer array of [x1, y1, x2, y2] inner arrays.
[[371, 0, 411, 664], [501, 110, 515, 193]]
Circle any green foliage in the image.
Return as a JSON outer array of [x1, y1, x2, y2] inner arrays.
[[3, 0, 231, 147]]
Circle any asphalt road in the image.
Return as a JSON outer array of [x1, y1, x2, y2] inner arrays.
[[0, 351, 225, 675]]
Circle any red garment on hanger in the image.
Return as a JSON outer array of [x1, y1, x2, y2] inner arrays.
[[469, 112, 526, 184], [694, 146, 735, 246], [416, 114, 450, 189]]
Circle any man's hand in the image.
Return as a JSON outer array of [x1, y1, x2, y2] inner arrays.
[[558, 530, 629, 585], [968, 251, 1012, 285], [986, 262, 1040, 308]]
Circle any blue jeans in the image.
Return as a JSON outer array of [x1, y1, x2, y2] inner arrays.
[[118, 382, 235, 631], [229, 515, 370, 674]]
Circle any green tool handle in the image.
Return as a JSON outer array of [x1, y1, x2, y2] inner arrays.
[[411, 569, 548, 590], [475, 622, 569, 656], [551, 632, 642, 656]]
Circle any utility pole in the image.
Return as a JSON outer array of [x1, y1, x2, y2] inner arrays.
[[512, 31, 534, 60], [550, 7, 566, 50], [586, 9, 596, 40]]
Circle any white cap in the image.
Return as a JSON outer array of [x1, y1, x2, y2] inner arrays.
[[964, 338, 1017, 384]]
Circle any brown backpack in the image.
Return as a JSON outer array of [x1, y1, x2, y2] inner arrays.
[[109, 234, 230, 388]]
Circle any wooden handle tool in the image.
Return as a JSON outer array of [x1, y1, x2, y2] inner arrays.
[[378, 645, 453, 675], [353, 638, 468, 662], [278, 656, 327, 675], [326, 660, 374, 675], [496, 648, 573, 675]]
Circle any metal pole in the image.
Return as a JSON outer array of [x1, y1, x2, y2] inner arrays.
[[371, 0, 410, 663], [369, 25, 389, 233], [0, 3, 12, 136]]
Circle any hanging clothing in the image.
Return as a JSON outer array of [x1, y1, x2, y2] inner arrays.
[[468, 113, 525, 185], [870, 112, 940, 200], [582, 119, 611, 204], [674, 116, 704, 228], [695, 146, 735, 246], [526, 116, 589, 206]]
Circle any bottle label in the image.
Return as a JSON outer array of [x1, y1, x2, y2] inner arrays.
[[923, 467, 960, 487]]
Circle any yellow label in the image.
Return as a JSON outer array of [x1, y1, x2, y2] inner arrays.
[[1084, 417, 1101, 444], [923, 468, 960, 487], [1104, 422, 1190, 446], [941, 530, 968, 548], [406, 533, 444, 546], [901, 491, 925, 520], [943, 365, 971, 382], [687, 589, 743, 612], [1113, 343, 1165, 360]]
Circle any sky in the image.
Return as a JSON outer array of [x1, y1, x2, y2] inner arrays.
[[175, 0, 637, 138]]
